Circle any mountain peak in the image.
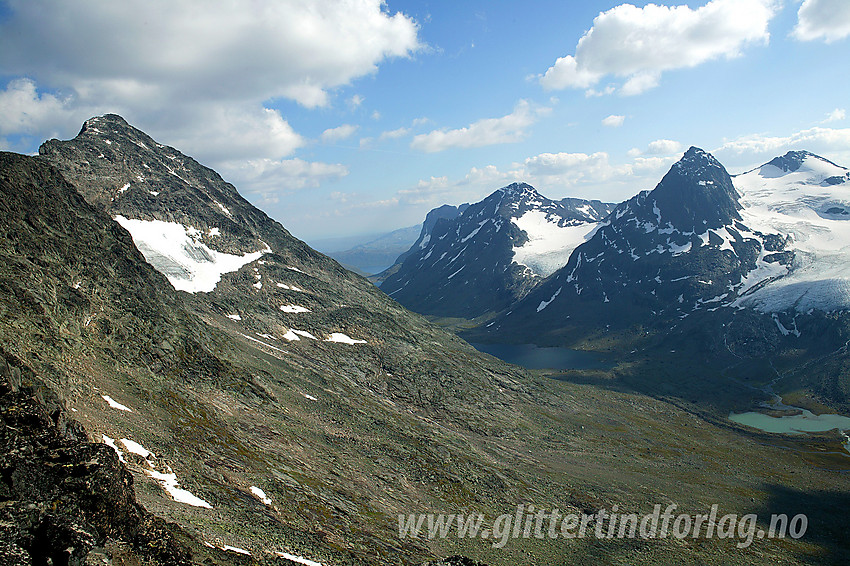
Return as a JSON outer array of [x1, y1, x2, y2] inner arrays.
[[499, 182, 536, 194], [496, 182, 539, 202], [649, 146, 740, 231], [79, 113, 133, 136], [766, 150, 816, 173], [673, 146, 725, 174]]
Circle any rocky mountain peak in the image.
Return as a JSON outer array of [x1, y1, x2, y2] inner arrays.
[[498, 181, 537, 196], [766, 150, 817, 173], [651, 146, 741, 233]]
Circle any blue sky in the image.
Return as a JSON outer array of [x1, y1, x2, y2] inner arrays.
[[1, 0, 849, 242]]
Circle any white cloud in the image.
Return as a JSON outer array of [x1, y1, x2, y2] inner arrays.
[[378, 126, 411, 141], [714, 126, 850, 165], [632, 156, 675, 171], [166, 105, 305, 163], [793, 0, 850, 43], [823, 108, 847, 123], [348, 94, 365, 109], [0, 79, 72, 135], [0, 1, 419, 109], [540, 0, 776, 95], [601, 114, 625, 127], [0, 0, 419, 180], [410, 100, 547, 153], [321, 124, 359, 143], [522, 152, 609, 175], [645, 139, 683, 155], [220, 157, 349, 201]]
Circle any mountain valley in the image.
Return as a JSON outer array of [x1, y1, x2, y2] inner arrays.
[[0, 116, 848, 565]]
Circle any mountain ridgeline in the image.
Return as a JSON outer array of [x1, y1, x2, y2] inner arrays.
[[380, 183, 613, 318], [448, 147, 850, 410], [0, 114, 567, 565]]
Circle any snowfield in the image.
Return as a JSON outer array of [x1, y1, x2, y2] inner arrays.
[[114, 216, 268, 293], [511, 210, 601, 276], [732, 154, 850, 313]]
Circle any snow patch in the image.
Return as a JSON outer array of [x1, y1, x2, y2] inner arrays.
[[325, 333, 366, 344], [120, 438, 152, 459], [280, 305, 310, 313], [274, 552, 324, 566], [145, 469, 212, 509], [537, 287, 562, 312], [102, 395, 132, 412], [250, 486, 272, 505], [102, 435, 126, 463], [114, 216, 267, 293]]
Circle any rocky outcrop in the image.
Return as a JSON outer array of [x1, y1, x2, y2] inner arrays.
[[0, 355, 193, 566]]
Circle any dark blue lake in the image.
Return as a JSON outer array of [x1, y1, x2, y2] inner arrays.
[[471, 343, 612, 371]]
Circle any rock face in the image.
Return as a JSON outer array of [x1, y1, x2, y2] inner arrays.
[[372, 204, 469, 285], [0, 355, 193, 566], [379, 183, 613, 318]]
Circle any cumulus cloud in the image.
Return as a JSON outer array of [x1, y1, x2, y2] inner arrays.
[[410, 100, 547, 153], [645, 139, 683, 155], [714, 126, 850, 163], [0, 79, 73, 136], [540, 0, 776, 95], [601, 114, 625, 127], [0, 0, 419, 190], [0, 0, 419, 109], [163, 105, 305, 163], [219, 157, 349, 201], [378, 126, 411, 141], [792, 0, 850, 43], [321, 124, 359, 143], [823, 108, 847, 123]]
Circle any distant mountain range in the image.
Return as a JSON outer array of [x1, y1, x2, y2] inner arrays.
[[478, 148, 850, 335], [320, 224, 421, 275]]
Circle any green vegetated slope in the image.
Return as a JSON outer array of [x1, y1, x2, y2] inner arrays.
[[0, 118, 846, 564]]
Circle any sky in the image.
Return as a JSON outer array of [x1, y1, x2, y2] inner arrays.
[[1, 0, 850, 243]]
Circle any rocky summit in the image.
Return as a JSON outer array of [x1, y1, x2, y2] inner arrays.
[[379, 183, 613, 318]]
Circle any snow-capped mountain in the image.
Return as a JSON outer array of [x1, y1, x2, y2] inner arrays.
[[474, 148, 850, 348], [29, 115, 548, 565], [379, 183, 614, 318], [476, 148, 794, 335], [373, 203, 469, 284], [733, 151, 850, 313]]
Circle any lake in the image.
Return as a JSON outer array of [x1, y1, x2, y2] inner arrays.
[[471, 342, 612, 371], [730, 408, 850, 435]]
